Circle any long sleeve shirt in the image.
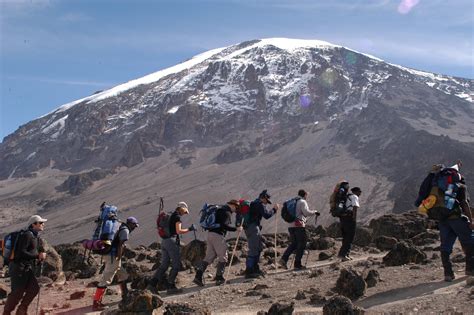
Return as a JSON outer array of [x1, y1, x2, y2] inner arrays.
[[249, 199, 276, 227], [13, 228, 41, 268], [292, 198, 319, 228]]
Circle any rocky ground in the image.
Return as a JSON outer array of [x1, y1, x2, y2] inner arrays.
[[1, 212, 474, 314]]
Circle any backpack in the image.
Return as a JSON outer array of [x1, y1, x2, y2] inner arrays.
[[329, 181, 350, 217], [238, 199, 253, 227], [82, 203, 121, 255], [199, 204, 221, 230], [281, 197, 300, 223], [1, 230, 27, 265], [417, 166, 462, 221], [156, 212, 172, 238]]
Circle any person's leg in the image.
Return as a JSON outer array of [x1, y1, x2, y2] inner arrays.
[[150, 241, 171, 285], [281, 228, 297, 266], [213, 233, 229, 285], [167, 241, 181, 291], [439, 220, 458, 280], [345, 220, 356, 257], [3, 263, 29, 315], [17, 270, 39, 313], [245, 225, 260, 277], [338, 218, 349, 257], [294, 228, 308, 268], [449, 218, 474, 276], [194, 232, 216, 286]]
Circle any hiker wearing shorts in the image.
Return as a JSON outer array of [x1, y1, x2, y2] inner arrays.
[[3, 215, 47, 315], [193, 199, 243, 286], [92, 217, 139, 311], [148, 202, 195, 294]]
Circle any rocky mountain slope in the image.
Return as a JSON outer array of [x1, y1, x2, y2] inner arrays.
[[0, 38, 473, 244]]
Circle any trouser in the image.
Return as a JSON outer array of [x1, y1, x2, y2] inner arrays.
[[3, 263, 39, 315], [338, 217, 356, 257], [197, 232, 228, 277], [439, 217, 474, 275], [282, 227, 308, 267], [98, 255, 128, 288], [153, 237, 181, 285], [244, 223, 263, 272]]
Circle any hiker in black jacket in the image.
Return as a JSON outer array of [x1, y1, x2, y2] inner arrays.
[[193, 200, 242, 286], [3, 215, 47, 315]]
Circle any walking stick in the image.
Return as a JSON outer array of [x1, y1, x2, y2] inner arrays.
[[224, 219, 244, 285], [36, 262, 44, 315], [274, 215, 278, 271], [304, 250, 310, 267]]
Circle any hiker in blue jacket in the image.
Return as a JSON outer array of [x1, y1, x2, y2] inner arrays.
[[244, 190, 279, 279]]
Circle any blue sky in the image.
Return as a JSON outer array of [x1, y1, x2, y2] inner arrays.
[[1, 0, 473, 141]]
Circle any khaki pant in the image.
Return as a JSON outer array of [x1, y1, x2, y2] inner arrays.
[[204, 232, 228, 264], [98, 256, 128, 287]]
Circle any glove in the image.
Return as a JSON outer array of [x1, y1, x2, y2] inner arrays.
[[188, 224, 196, 232]]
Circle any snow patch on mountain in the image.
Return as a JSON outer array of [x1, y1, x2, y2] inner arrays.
[[42, 115, 68, 138]]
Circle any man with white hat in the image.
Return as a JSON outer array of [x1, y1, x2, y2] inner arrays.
[[3, 215, 47, 315], [148, 201, 196, 294]]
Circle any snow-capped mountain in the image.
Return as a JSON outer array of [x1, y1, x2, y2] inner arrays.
[[1, 38, 473, 241]]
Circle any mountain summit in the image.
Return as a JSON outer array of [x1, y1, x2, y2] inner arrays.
[[0, 38, 473, 241]]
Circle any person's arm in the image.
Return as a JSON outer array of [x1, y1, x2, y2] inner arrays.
[[175, 221, 190, 234], [351, 195, 360, 221], [261, 203, 278, 219], [221, 210, 237, 232], [116, 239, 125, 260], [300, 200, 318, 217]]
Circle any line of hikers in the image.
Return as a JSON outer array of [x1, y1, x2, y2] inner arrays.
[[1, 160, 473, 314]]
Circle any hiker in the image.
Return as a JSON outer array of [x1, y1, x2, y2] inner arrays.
[[148, 202, 196, 294], [243, 190, 279, 278], [92, 216, 139, 311], [279, 189, 320, 270], [337, 187, 361, 261], [3, 215, 47, 315], [437, 168, 474, 281], [193, 199, 243, 286]]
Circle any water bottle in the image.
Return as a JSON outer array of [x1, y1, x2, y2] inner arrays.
[[444, 196, 455, 209], [445, 184, 454, 197]]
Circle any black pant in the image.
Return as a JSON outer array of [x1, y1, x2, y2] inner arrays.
[[3, 263, 40, 315], [338, 217, 356, 257], [282, 227, 307, 267]]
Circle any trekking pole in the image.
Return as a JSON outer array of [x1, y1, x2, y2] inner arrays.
[[36, 262, 44, 315], [193, 229, 197, 241], [224, 218, 244, 285], [274, 215, 278, 271], [304, 250, 310, 267]]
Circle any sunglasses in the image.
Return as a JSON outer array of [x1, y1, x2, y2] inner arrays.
[[35, 222, 45, 225]]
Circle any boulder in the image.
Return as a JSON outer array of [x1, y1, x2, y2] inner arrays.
[[353, 227, 373, 247], [118, 289, 163, 313], [409, 230, 439, 246], [308, 237, 335, 250], [335, 268, 366, 300], [374, 236, 398, 251], [383, 241, 427, 266], [123, 247, 138, 260], [309, 293, 327, 305], [54, 243, 99, 279], [307, 225, 327, 237], [69, 290, 86, 300], [164, 302, 211, 315], [326, 223, 341, 238], [41, 240, 64, 282], [265, 302, 295, 315], [181, 240, 206, 266], [369, 212, 427, 240], [323, 295, 365, 315], [319, 251, 334, 261], [364, 269, 380, 288]]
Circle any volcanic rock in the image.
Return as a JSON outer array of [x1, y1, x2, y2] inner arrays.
[[335, 268, 367, 300], [383, 241, 427, 266]]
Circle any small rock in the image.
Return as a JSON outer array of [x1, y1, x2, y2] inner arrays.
[[253, 284, 270, 290], [409, 265, 422, 270], [261, 293, 272, 299], [319, 251, 333, 261], [309, 293, 327, 305], [309, 269, 324, 278], [61, 303, 71, 309], [246, 290, 262, 297], [365, 269, 380, 288], [466, 277, 474, 286], [295, 290, 306, 300], [266, 302, 295, 315], [323, 295, 365, 315], [69, 290, 86, 300]]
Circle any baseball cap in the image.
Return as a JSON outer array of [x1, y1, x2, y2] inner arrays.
[[259, 190, 272, 204], [126, 216, 139, 227], [177, 201, 189, 213], [27, 215, 47, 227]]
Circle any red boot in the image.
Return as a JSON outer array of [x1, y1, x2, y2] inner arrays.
[[92, 287, 108, 311]]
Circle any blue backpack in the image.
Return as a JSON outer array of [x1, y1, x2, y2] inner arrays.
[[281, 197, 300, 223], [199, 204, 221, 230], [1, 230, 28, 265]]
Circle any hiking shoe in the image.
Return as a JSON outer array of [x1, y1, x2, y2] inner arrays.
[[245, 272, 260, 279], [294, 265, 307, 271], [278, 258, 288, 270], [92, 301, 109, 311], [166, 285, 183, 294], [193, 276, 205, 287], [341, 255, 351, 262], [215, 275, 225, 286], [444, 275, 455, 282]]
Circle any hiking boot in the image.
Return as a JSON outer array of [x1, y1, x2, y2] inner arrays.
[[215, 275, 225, 286], [193, 270, 205, 287], [341, 255, 351, 262], [294, 265, 307, 270], [278, 258, 288, 270], [444, 274, 455, 282], [166, 284, 183, 294], [92, 301, 109, 311]]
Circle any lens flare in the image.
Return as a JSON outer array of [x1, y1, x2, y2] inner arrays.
[[398, 0, 420, 14], [299, 94, 311, 108], [320, 68, 337, 87], [344, 52, 357, 65]]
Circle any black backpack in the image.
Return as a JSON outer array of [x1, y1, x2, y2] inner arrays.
[[281, 197, 300, 223], [329, 181, 350, 217]]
